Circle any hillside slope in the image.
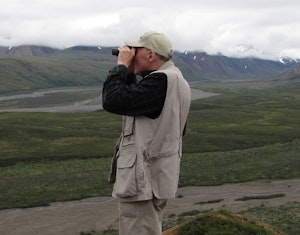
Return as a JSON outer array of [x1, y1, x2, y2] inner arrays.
[[0, 45, 297, 94], [275, 62, 300, 80], [173, 51, 293, 81]]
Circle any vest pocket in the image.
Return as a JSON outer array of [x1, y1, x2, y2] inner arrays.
[[115, 145, 138, 197]]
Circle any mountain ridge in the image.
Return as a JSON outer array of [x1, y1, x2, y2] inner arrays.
[[0, 45, 299, 94], [274, 62, 300, 81], [1, 45, 299, 63]]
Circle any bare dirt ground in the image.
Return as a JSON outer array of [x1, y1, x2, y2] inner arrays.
[[0, 179, 299, 235]]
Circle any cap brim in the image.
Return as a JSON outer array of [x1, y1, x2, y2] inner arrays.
[[124, 40, 143, 48]]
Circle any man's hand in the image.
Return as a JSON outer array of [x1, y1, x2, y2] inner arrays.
[[117, 46, 136, 69]]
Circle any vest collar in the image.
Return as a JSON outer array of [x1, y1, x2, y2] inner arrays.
[[158, 60, 174, 70]]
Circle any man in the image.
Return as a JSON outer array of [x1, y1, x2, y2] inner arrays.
[[102, 31, 191, 235]]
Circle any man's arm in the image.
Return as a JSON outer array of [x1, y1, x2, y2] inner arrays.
[[102, 65, 167, 119]]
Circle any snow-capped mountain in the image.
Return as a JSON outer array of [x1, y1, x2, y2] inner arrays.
[[230, 44, 300, 65], [278, 56, 300, 65]]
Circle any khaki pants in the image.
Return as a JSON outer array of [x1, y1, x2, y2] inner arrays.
[[118, 198, 168, 235]]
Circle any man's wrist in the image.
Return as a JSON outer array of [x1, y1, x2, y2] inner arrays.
[[109, 64, 128, 77]]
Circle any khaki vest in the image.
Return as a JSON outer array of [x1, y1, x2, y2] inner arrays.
[[112, 61, 191, 201]]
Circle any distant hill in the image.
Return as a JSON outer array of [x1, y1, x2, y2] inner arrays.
[[274, 62, 300, 81], [173, 51, 294, 81], [0, 45, 59, 57], [0, 46, 117, 94], [0, 45, 297, 94], [0, 45, 113, 60]]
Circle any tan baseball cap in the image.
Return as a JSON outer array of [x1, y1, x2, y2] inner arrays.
[[125, 31, 173, 59]]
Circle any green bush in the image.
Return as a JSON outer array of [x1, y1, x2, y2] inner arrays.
[[177, 210, 285, 235]]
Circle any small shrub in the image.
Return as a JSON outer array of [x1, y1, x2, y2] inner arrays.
[[195, 199, 224, 205], [176, 210, 285, 235], [235, 194, 285, 201]]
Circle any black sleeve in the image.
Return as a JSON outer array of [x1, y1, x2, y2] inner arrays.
[[102, 65, 167, 119]]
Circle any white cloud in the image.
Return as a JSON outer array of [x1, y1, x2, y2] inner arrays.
[[1, 0, 300, 60]]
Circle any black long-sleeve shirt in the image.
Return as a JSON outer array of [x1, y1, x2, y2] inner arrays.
[[102, 65, 167, 119]]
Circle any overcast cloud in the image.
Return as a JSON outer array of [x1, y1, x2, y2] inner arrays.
[[1, 0, 300, 60]]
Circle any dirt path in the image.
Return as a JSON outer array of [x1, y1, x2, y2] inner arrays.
[[0, 179, 299, 235]]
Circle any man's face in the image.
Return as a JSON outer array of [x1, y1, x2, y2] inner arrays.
[[133, 47, 151, 75]]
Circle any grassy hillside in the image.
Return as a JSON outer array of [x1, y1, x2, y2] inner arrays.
[[0, 79, 299, 234], [0, 56, 114, 94], [1, 79, 299, 207]]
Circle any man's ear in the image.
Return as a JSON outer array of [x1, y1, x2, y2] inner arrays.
[[148, 51, 155, 61]]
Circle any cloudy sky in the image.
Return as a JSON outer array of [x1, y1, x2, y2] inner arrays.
[[1, 0, 300, 60]]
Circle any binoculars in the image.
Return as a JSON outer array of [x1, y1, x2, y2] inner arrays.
[[112, 48, 119, 56], [111, 47, 134, 56]]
